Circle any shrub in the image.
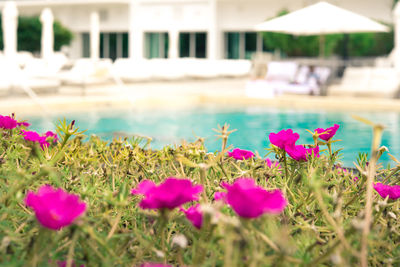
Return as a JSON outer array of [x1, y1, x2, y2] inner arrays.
[[0, 115, 399, 266], [0, 15, 73, 53]]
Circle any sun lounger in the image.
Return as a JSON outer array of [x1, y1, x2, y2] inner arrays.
[[185, 59, 220, 79], [0, 58, 60, 95], [58, 58, 114, 86], [265, 61, 299, 82], [328, 67, 399, 98], [15, 51, 34, 68], [149, 59, 187, 80], [112, 58, 152, 82], [217, 60, 252, 77]]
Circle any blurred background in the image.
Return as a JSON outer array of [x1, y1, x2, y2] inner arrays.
[[0, 0, 399, 167]]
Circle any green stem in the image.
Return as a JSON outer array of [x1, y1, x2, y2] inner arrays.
[[158, 209, 169, 263], [283, 152, 289, 181], [66, 228, 79, 267]]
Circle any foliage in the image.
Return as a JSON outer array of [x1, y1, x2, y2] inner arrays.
[[0, 117, 399, 266], [0, 15, 73, 53]]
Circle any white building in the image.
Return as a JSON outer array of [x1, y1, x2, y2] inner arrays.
[[2, 0, 394, 60]]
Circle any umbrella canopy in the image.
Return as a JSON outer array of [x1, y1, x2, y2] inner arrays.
[[40, 8, 54, 60], [2, 1, 18, 59], [90, 11, 100, 60], [255, 1, 389, 35]]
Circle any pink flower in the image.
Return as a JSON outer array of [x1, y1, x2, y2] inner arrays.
[[221, 178, 287, 218], [336, 166, 348, 175], [131, 178, 203, 210], [315, 124, 340, 141], [20, 130, 50, 149], [265, 158, 280, 169], [214, 192, 227, 201], [57, 261, 84, 267], [227, 148, 255, 160], [180, 204, 203, 229], [21, 130, 43, 142], [269, 129, 299, 150], [285, 145, 320, 161], [25, 185, 87, 230], [373, 183, 400, 200], [44, 131, 59, 143], [17, 121, 30, 127], [140, 263, 172, 267], [0, 115, 17, 129]]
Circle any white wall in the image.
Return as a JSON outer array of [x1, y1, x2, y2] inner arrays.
[[136, 1, 211, 32], [18, 4, 130, 32]]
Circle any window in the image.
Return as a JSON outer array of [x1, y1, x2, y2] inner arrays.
[[144, 32, 169, 59], [226, 32, 240, 59], [244, 32, 257, 59], [179, 32, 207, 58], [122, 33, 129, 58], [224, 32, 267, 59], [85, 32, 129, 60], [195, 33, 207, 58], [82, 33, 90, 58], [179, 33, 190, 58]]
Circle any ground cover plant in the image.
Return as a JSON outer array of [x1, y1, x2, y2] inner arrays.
[[0, 114, 399, 266]]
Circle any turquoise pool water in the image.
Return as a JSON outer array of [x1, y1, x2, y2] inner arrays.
[[26, 107, 400, 167]]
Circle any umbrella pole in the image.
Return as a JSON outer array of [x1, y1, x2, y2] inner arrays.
[[319, 35, 325, 58]]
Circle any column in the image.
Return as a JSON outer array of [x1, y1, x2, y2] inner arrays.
[[90, 11, 100, 60], [208, 0, 220, 60], [168, 29, 179, 59], [129, 0, 144, 60], [40, 8, 54, 60], [2, 1, 18, 59]]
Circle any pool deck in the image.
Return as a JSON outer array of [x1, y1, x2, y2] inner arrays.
[[2, 78, 400, 116]]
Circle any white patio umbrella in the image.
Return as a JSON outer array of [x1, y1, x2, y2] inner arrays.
[[40, 8, 54, 60], [2, 1, 18, 59], [90, 11, 100, 60], [255, 1, 389, 57]]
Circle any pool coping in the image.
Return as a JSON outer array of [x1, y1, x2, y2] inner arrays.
[[2, 78, 400, 116], [2, 94, 400, 117]]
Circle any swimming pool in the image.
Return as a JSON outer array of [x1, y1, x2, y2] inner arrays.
[[26, 107, 400, 167]]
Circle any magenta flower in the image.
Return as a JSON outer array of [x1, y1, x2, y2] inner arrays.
[[180, 204, 203, 229], [265, 158, 280, 169], [25, 185, 87, 230], [315, 124, 340, 141], [214, 191, 227, 202], [286, 145, 320, 161], [227, 148, 255, 160], [44, 131, 59, 143], [140, 263, 172, 267], [58, 261, 84, 267], [336, 166, 348, 175], [20, 130, 50, 149], [17, 121, 30, 127], [221, 178, 287, 218], [131, 178, 203, 210], [373, 183, 400, 200], [269, 129, 299, 150], [0, 115, 17, 129]]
